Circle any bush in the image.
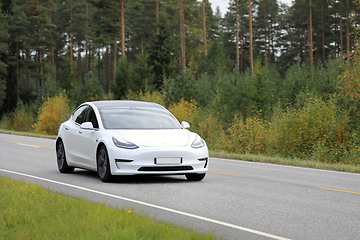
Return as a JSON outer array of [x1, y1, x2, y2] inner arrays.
[[167, 99, 226, 150], [125, 90, 165, 106], [0, 102, 34, 132], [225, 114, 267, 154], [168, 99, 197, 124], [195, 114, 226, 151], [34, 94, 72, 135], [267, 95, 350, 159]]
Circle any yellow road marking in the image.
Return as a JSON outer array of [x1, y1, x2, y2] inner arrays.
[[319, 187, 360, 195], [209, 170, 244, 177], [6, 140, 55, 150]]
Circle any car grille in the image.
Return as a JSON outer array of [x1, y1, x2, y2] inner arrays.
[[137, 166, 194, 172]]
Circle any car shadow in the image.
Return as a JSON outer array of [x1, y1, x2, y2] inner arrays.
[[72, 169, 189, 184]]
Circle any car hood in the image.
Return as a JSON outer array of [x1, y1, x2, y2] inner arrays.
[[110, 129, 190, 147]]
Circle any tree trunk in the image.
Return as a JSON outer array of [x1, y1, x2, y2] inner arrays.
[[321, 5, 326, 67], [156, 0, 159, 35], [37, 0, 42, 93], [241, 28, 244, 72], [180, 0, 185, 73], [98, 50, 101, 87], [114, 39, 117, 82], [236, 0, 239, 69], [248, 0, 253, 77], [203, 0, 207, 57], [106, 45, 110, 95], [121, 0, 125, 57], [309, 0, 313, 65], [70, 9, 73, 75], [340, 4, 343, 54], [49, 7, 55, 71], [85, 3, 89, 77], [263, 5, 268, 64], [16, 41, 19, 104], [346, 1, 350, 60], [78, 45, 82, 82]]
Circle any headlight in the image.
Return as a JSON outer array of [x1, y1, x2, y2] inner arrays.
[[191, 135, 206, 148], [112, 136, 139, 149]]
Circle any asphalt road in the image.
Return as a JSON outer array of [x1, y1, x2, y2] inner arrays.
[[0, 133, 359, 240]]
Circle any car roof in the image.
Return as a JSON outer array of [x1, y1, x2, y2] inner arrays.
[[91, 100, 164, 110]]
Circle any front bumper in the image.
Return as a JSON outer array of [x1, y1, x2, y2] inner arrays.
[[107, 144, 209, 176]]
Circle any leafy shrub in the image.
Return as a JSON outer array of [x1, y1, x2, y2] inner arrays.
[[168, 99, 197, 124], [225, 114, 267, 154], [12, 103, 34, 132], [126, 90, 165, 106], [167, 99, 226, 150], [267, 95, 350, 159], [0, 102, 33, 132], [195, 114, 226, 151], [0, 114, 12, 130], [309, 138, 360, 165], [34, 94, 72, 135]]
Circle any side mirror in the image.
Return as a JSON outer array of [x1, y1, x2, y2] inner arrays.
[[181, 121, 190, 129], [80, 122, 96, 130]]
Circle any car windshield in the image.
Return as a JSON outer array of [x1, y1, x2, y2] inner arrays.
[[98, 107, 181, 129]]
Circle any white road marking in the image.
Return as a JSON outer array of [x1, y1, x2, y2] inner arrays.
[[0, 168, 291, 240]]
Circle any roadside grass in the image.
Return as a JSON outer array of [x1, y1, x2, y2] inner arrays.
[[210, 151, 360, 173], [0, 177, 217, 240], [0, 129, 57, 140]]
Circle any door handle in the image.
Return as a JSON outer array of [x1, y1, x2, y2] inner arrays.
[[79, 131, 82, 134], [65, 127, 68, 130]]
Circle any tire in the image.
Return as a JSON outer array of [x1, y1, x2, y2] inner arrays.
[[97, 145, 112, 182], [56, 140, 75, 173], [185, 173, 206, 181]]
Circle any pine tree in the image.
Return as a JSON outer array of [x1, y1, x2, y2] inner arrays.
[[0, 5, 9, 109]]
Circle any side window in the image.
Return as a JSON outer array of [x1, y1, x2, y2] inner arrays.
[[72, 105, 88, 124], [85, 107, 99, 128]]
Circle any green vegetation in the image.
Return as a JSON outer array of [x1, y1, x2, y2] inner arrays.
[[0, 177, 217, 240]]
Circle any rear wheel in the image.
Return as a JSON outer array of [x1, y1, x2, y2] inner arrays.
[[56, 140, 74, 173], [97, 145, 112, 182], [185, 173, 206, 181]]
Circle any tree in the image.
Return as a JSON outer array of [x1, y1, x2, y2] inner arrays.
[[248, 0, 253, 77], [203, 0, 207, 57], [180, 0, 185, 72], [6, 2, 30, 104], [0, 5, 9, 110], [148, 17, 178, 89], [113, 58, 132, 99]]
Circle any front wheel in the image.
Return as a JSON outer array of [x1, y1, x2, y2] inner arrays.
[[185, 173, 206, 181], [97, 145, 112, 182], [56, 140, 74, 173]]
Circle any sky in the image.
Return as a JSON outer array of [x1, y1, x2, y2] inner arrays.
[[208, 0, 293, 17]]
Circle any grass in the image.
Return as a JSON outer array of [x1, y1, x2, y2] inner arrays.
[[0, 177, 217, 240], [0, 129, 57, 139], [210, 150, 360, 173]]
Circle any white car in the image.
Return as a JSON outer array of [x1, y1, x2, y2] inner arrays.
[[56, 100, 209, 182]]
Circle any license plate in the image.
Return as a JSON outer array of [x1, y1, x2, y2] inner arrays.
[[155, 157, 182, 165]]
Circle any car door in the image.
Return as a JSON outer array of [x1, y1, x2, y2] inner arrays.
[[76, 106, 100, 169], [63, 105, 88, 164]]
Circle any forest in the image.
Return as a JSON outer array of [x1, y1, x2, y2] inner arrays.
[[1, 0, 360, 166]]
